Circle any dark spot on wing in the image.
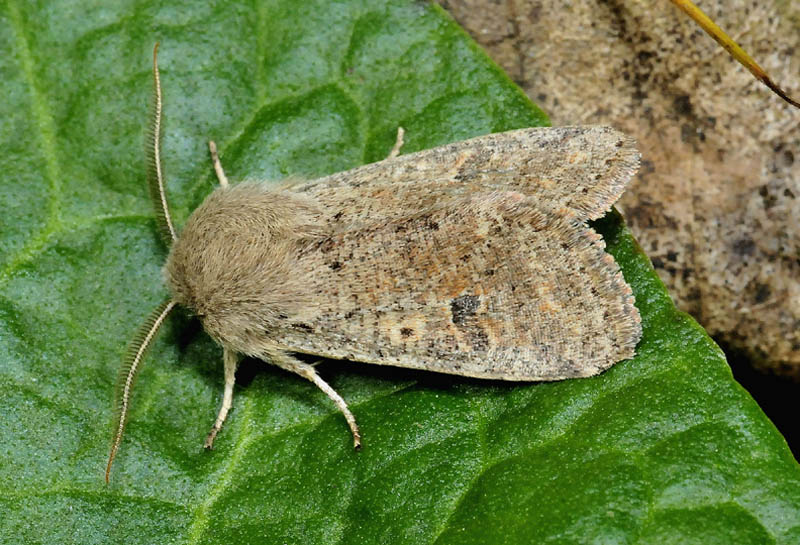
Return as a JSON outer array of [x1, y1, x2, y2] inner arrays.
[[450, 295, 480, 326], [291, 323, 314, 333], [733, 237, 755, 257], [400, 327, 414, 338], [469, 329, 489, 351], [754, 283, 771, 304], [318, 238, 336, 253]]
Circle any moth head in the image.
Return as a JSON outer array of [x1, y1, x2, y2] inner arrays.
[[107, 45, 301, 481]]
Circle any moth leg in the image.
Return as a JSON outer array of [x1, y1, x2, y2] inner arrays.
[[271, 352, 361, 449], [207, 141, 230, 188], [204, 348, 240, 449], [386, 126, 405, 159]]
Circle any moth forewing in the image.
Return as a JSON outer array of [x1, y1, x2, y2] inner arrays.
[[106, 44, 642, 482], [268, 190, 640, 379], [292, 125, 640, 227]]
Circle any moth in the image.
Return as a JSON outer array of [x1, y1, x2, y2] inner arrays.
[[105, 45, 642, 481]]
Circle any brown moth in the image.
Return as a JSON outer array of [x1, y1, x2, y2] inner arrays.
[[105, 44, 642, 482]]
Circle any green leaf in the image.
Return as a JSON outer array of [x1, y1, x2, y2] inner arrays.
[[1, 1, 798, 543]]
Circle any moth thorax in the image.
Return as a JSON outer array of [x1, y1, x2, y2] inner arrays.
[[162, 182, 323, 329]]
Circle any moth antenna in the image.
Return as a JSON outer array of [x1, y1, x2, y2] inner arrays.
[[145, 43, 178, 245], [106, 299, 177, 483]]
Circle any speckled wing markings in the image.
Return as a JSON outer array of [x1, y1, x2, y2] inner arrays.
[[274, 192, 641, 380], [293, 126, 640, 227]]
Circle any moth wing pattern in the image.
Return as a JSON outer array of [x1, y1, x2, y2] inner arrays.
[[293, 126, 640, 228], [273, 191, 641, 381]]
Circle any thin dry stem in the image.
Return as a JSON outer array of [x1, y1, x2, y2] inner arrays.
[[670, 0, 800, 108]]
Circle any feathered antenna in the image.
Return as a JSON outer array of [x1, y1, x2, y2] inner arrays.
[[106, 300, 177, 483], [145, 43, 178, 245], [106, 44, 182, 483]]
